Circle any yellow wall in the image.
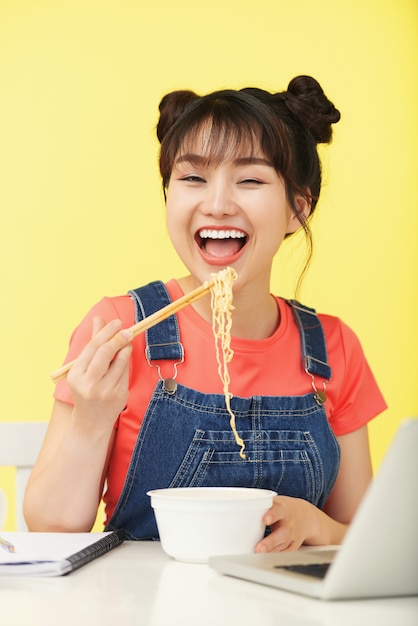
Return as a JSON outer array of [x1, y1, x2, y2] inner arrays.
[[1, 0, 417, 530]]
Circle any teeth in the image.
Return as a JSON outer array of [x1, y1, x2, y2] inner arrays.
[[199, 229, 246, 239]]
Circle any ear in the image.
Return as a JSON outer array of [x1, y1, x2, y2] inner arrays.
[[286, 194, 312, 234]]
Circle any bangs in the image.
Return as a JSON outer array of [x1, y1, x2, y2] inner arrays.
[[174, 115, 263, 168], [159, 90, 288, 187]]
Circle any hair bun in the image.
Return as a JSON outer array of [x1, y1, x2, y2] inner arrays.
[[283, 75, 341, 144], [156, 90, 199, 143]]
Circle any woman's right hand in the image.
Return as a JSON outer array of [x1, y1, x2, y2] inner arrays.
[[67, 316, 133, 431]]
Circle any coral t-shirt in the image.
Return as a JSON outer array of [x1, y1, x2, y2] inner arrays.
[[54, 280, 387, 522]]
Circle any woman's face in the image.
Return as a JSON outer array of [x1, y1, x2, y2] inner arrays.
[[165, 134, 304, 293]]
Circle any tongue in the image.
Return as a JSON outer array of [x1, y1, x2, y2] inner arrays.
[[204, 238, 242, 258]]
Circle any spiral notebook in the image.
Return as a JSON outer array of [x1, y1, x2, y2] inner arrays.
[[0, 529, 125, 577]]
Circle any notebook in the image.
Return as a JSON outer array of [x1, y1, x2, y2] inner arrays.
[[0, 529, 125, 577], [209, 418, 418, 600]]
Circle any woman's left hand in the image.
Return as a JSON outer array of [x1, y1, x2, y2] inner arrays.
[[256, 428, 373, 553], [255, 495, 319, 553], [256, 494, 348, 553]]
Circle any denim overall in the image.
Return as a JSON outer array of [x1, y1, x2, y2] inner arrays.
[[106, 281, 340, 540]]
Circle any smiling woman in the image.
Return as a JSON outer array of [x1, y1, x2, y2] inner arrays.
[[24, 77, 386, 555], [158, 83, 338, 289]]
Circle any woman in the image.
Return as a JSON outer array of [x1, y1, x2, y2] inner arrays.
[[24, 76, 386, 552]]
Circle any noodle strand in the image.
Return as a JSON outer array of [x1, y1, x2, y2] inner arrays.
[[208, 267, 246, 459]]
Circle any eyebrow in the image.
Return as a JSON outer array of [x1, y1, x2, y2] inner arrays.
[[174, 154, 273, 167]]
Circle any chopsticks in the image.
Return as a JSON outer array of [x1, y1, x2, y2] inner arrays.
[[50, 278, 214, 384]]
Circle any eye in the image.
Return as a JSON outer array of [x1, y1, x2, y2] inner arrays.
[[239, 178, 264, 186], [181, 175, 206, 183]]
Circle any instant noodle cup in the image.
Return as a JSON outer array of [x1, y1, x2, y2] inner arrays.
[[147, 486, 276, 563]]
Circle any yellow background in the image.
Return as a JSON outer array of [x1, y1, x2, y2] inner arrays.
[[1, 0, 417, 530]]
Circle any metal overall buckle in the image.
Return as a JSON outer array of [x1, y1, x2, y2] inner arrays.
[[145, 342, 184, 395], [304, 358, 329, 405]]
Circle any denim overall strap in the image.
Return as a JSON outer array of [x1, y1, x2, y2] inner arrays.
[[128, 281, 183, 363], [287, 300, 332, 380]]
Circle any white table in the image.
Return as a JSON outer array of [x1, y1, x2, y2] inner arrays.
[[1, 542, 417, 625]]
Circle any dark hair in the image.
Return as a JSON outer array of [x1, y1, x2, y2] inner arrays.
[[156, 76, 341, 287]]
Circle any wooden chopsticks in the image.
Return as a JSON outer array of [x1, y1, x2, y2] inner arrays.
[[50, 278, 214, 384]]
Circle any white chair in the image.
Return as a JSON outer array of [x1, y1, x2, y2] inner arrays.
[[0, 422, 48, 530]]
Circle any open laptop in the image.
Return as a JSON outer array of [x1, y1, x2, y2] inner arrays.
[[209, 418, 418, 600]]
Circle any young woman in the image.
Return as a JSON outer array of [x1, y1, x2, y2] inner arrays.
[[24, 76, 386, 552]]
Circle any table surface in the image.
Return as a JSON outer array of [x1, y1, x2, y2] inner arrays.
[[0, 542, 417, 626]]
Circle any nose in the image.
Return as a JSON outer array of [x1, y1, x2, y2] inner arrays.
[[200, 177, 238, 218]]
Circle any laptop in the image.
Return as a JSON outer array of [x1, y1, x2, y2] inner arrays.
[[209, 418, 418, 600]]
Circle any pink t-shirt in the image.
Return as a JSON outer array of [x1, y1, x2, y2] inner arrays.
[[55, 280, 387, 522]]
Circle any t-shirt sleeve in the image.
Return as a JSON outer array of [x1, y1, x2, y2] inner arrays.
[[324, 317, 387, 436], [54, 296, 135, 405]]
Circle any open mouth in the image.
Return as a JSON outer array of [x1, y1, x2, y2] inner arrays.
[[196, 228, 247, 260]]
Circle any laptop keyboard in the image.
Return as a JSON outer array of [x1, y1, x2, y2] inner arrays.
[[274, 563, 331, 579]]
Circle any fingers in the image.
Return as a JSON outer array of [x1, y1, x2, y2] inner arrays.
[[256, 529, 300, 553], [68, 318, 133, 388], [92, 315, 106, 337], [67, 317, 134, 426], [88, 322, 133, 383], [256, 497, 304, 553]]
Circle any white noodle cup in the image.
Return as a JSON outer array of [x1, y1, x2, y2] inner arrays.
[[147, 486, 276, 563]]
